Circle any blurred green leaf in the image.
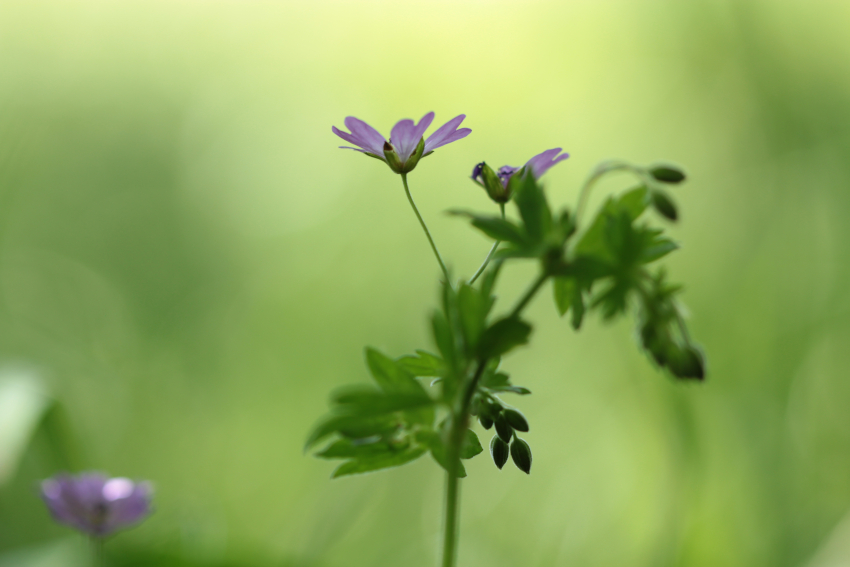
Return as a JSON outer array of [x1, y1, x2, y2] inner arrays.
[[396, 350, 444, 377], [460, 429, 483, 459], [457, 283, 490, 350], [477, 317, 532, 359], [332, 445, 428, 478], [450, 210, 527, 245], [365, 348, 425, 394], [511, 173, 552, 243]]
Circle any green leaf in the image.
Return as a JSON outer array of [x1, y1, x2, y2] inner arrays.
[[450, 211, 527, 244], [641, 238, 679, 263], [511, 173, 552, 243], [330, 385, 434, 417], [457, 283, 490, 350], [305, 413, 398, 451], [317, 438, 399, 459], [365, 348, 425, 394], [481, 369, 509, 389], [553, 276, 576, 317], [419, 431, 467, 478], [493, 245, 539, 260], [618, 185, 650, 220], [431, 309, 457, 370], [397, 350, 445, 377], [477, 317, 533, 358], [460, 429, 484, 459], [332, 445, 428, 478], [571, 288, 586, 330]]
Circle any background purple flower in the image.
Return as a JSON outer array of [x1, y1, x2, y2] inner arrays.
[[332, 112, 471, 172], [41, 472, 152, 538]]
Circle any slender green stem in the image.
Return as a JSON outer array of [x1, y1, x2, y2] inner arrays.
[[91, 537, 104, 567], [468, 203, 505, 286], [441, 462, 461, 567], [401, 173, 451, 284], [574, 161, 652, 229], [442, 360, 487, 567], [510, 272, 549, 319]]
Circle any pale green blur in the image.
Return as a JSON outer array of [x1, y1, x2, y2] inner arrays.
[[1, 1, 849, 566]]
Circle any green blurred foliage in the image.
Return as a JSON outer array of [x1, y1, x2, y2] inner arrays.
[[1, 1, 850, 566]]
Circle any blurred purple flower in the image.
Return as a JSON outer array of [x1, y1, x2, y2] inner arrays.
[[332, 112, 471, 173], [41, 472, 152, 537]]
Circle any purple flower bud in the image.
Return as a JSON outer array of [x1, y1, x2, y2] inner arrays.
[[40, 472, 153, 538], [332, 112, 471, 174]]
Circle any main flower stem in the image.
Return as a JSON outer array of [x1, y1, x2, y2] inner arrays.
[[91, 537, 103, 567], [440, 271, 550, 567], [468, 203, 505, 286], [401, 173, 451, 284]]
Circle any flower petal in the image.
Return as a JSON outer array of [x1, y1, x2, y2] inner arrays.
[[497, 165, 520, 187], [104, 481, 153, 534], [344, 117, 386, 155], [390, 119, 418, 162], [412, 112, 435, 144], [424, 115, 470, 152], [525, 148, 569, 179]]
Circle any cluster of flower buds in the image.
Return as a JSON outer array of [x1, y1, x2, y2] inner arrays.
[[475, 401, 532, 474]]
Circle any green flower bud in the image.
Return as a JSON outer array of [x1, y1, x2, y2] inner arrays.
[[502, 409, 529, 432], [510, 437, 532, 474], [668, 344, 705, 380], [651, 190, 678, 221], [490, 435, 509, 469], [494, 413, 513, 443], [649, 165, 686, 184], [472, 162, 511, 203], [479, 414, 494, 430]]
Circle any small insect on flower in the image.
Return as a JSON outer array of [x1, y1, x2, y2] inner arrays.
[[332, 112, 471, 174], [472, 148, 570, 203], [40, 472, 153, 538]]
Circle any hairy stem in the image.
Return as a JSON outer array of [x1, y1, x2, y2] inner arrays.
[[401, 173, 451, 284], [468, 203, 505, 286]]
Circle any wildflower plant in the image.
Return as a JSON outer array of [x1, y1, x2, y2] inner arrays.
[[313, 112, 704, 567]]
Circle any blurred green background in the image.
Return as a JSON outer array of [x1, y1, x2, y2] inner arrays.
[[1, 1, 850, 566]]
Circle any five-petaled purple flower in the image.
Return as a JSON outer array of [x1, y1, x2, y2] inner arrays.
[[41, 472, 153, 538], [472, 148, 569, 203], [333, 112, 471, 174]]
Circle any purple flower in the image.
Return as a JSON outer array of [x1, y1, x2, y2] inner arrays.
[[41, 472, 152, 537], [332, 112, 471, 174], [471, 148, 569, 203]]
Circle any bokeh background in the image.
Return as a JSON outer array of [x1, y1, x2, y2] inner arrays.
[[1, 1, 850, 566]]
